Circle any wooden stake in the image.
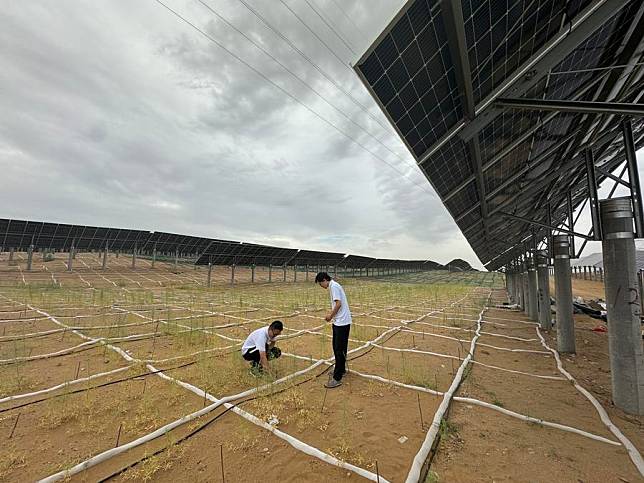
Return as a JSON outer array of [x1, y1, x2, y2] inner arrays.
[[8, 412, 20, 439], [220, 443, 225, 483], [75, 361, 81, 380], [115, 422, 123, 447], [417, 393, 424, 430], [375, 460, 381, 483], [321, 387, 328, 413], [142, 378, 147, 395], [203, 389, 208, 407]]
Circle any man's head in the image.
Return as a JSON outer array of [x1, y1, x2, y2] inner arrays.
[[315, 272, 332, 289], [268, 320, 283, 337]]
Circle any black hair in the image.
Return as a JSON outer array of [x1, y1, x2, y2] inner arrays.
[[315, 272, 332, 283], [269, 320, 283, 331]]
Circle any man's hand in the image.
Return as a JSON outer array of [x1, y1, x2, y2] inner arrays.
[[325, 300, 341, 322], [325, 313, 333, 322]]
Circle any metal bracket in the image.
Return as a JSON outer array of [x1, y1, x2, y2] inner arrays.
[[585, 148, 603, 240]]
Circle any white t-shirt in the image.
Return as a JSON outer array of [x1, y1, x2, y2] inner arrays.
[[329, 279, 351, 326], [241, 326, 274, 355]]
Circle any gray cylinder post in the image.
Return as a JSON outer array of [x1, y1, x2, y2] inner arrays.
[[522, 266, 530, 316], [536, 250, 551, 330], [333, 265, 337, 278], [283, 265, 287, 282], [67, 246, 74, 272], [207, 262, 213, 288], [132, 246, 137, 269], [268, 264, 272, 282], [527, 253, 538, 321], [600, 197, 644, 415], [27, 245, 34, 271], [553, 235, 575, 353], [294, 265, 298, 282], [151, 245, 156, 268], [231, 264, 235, 285], [251, 265, 255, 283], [306, 265, 309, 281], [9, 247, 14, 262], [174, 250, 179, 270], [102, 243, 108, 271]]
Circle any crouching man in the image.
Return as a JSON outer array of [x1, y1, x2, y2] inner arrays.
[[241, 320, 283, 375]]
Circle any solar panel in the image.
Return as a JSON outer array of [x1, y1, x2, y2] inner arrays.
[[356, 0, 644, 269]]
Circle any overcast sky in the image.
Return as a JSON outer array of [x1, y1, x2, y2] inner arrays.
[[1, 1, 642, 270]]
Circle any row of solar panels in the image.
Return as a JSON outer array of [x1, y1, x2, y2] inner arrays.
[[0, 218, 442, 270]]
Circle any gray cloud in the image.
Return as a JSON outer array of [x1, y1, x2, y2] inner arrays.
[[0, 0, 483, 268]]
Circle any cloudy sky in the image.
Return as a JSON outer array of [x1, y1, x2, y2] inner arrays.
[[1, 1, 642, 270]]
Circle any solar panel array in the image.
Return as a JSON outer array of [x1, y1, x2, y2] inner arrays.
[[355, 0, 644, 270], [0, 218, 446, 270]]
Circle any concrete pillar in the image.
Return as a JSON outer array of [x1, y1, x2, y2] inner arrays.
[[527, 253, 538, 321], [306, 265, 309, 281], [536, 250, 551, 330], [268, 264, 272, 282], [333, 265, 337, 278], [174, 249, 179, 270], [599, 267, 603, 281], [207, 262, 213, 288], [600, 197, 644, 415], [102, 243, 108, 270], [583, 266, 588, 280], [294, 265, 297, 282], [283, 265, 287, 282], [251, 265, 255, 283], [231, 264, 235, 285], [553, 235, 575, 353], [27, 245, 34, 271], [67, 246, 74, 272], [8, 247, 14, 262], [132, 246, 137, 269], [522, 266, 530, 316], [151, 245, 156, 268]]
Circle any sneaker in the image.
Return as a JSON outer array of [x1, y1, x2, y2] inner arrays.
[[249, 365, 263, 378], [324, 378, 342, 388]]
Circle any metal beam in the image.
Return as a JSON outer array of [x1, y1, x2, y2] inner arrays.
[[495, 98, 644, 117], [623, 118, 644, 237], [497, 211, 594, 240]]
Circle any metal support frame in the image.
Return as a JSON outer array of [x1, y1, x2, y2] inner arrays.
[[132, 244, 137, 269], [268, 263, 272, 282], [251, 264, 255, 283], [207, 261, 213, 288], [623, 119, 644, 237], [151, 243, 156, 268], [231, 264, 235, 285], [495, 97, 644, 116], [585, 148, 603, 240]]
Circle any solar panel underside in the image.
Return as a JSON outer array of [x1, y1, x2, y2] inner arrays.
[[355, 0, 644, 269]]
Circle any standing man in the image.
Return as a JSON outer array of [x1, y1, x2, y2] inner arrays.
[[241, 320, 283, 375], [315, 272, 351, 388]]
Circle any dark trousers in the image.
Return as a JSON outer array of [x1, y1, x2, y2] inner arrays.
[[332, 324, 350, 381], [242, 346, 281, 366]]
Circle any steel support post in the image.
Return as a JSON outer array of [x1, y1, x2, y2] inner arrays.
[[527, 253, 539, 321], [102, 243, 108, 271], [553, 235, 575, 353], [8, 247, 14, 262], [283, 265, 287, 282], [251, 265, 255, 283], [132, 246, 137, 269], [268, 264, 272, 282], [231, 264, 235, 285], [207, 262, 213, 288], [306, 265, 309, 281], [27, 245, 34, 272], [600, 197, 643, 415], [536, 250, 551, 330], [294, 265, 297, 282], [174, 249, 179, 270], [151, 244, 156, 268]]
